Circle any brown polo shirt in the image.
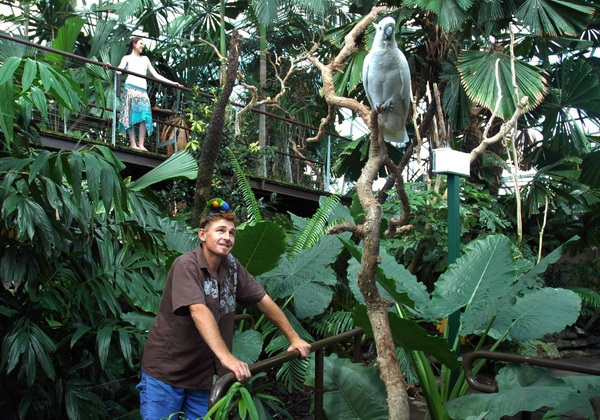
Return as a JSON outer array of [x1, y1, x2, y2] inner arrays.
[[141, 245, 266, 389]]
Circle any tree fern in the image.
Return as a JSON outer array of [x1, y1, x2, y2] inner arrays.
[[226, 147, 262, 223], [290, 195, 341, 256]]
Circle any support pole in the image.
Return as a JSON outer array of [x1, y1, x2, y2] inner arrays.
[[446, 173, 461, 346], [112, 72, 119, 146]]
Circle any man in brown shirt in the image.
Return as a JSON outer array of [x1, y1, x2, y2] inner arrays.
[[138, 202, 311, 419]]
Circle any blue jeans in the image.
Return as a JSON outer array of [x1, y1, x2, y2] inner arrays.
[[137, 371, 210, 420]]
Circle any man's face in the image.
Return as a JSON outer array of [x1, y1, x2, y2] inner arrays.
[[198, 218, 236, 259]]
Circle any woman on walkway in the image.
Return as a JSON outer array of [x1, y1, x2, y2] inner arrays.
[[118, 37, 181, 151]]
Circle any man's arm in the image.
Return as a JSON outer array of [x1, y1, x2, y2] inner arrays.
[[189, 303, 251, 382], [256, 295, 311, 358]]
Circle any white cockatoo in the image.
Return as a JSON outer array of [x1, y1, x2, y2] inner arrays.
[[362, 16, 412, 146]]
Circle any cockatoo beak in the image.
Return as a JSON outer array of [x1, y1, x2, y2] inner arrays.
[[384, 25, 394, 41]]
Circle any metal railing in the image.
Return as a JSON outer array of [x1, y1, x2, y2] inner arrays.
[[209, 327, 364, 419], [463, 350, 600, 394], [0, 32, 351, 192]]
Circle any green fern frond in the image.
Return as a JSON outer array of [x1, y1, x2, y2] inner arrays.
[[396, 347, 420, 386], [226, 147, 262, 223], [310, 311, 355, 338], [290, 195, 341, 256], [275, 358, 310, 392], [570, 286, 600, 308]]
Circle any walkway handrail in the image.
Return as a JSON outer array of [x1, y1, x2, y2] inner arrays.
[[209, 327, 364, 419], [0, 32, 351, 142], [463, 350, 600, 393]]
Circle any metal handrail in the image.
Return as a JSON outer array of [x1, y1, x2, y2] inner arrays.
[[463, 350, 600, 393], [209, 327, 364, 419]]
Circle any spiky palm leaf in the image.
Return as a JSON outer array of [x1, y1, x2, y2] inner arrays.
[[310, 310, 355, 338], [226, 147, 263, 223], [570, 286, 600, 309], [290, 194, 341, 256]]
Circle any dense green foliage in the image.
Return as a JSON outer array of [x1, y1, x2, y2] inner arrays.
[[1, 0, 600, 419]]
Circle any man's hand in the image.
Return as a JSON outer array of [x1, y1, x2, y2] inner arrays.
[[287, 337, 311, 359], [219, 353, 252, 382]]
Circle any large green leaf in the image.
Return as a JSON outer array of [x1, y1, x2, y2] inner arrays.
[[445, 364, 600, 419], [233, 330, 263, 364], [515, 0, 594, 37], [353, 305, 460, 369], [428, 235, 517, 336], [0, 57, 21, 85], [491, 288, 581, 341], [332, 135, 406, 182], [305, 354, 389, 420], [342, 238, 430, 309], [580, 150, 600, 188], [46, 17, 86, 68], [457, 50, 547, 120], [232, 221, 286, 276], [260, 234, 344, 318], [519, 236, 579, 287], [127, 150, 198, 191], [0, 81, 15, 143]]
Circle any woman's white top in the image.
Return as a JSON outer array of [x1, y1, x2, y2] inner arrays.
[[120, 55, 151, 90]]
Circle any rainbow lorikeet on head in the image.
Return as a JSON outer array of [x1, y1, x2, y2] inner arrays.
[[206, 198, 230, 213]]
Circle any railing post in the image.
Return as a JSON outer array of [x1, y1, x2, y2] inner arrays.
[[353, 333, 361, 363], [325, 135, 331, 192], [112, 71, 119, 146], [315, 348, 325, 420]]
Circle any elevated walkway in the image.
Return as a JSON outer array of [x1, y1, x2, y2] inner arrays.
[[1, 33, 351, 217], [39, 131, 339, 217]]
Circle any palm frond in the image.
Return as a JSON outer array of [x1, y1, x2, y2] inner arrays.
[[275, 358, 310, 392], [397, 347, 420, 386], [290, 195, 341, 256], [226, 147, 263, 223], [309, 311, 355, 338], [570, 286, 600, 308], [127, 150, 197, 191], [515, 0, 594, 37], [404, 0, 474, 32], [457, 50, 547, 120]]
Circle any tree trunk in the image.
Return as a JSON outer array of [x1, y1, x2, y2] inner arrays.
[[258, 24, 267, 177], [357, 122, 411, 420], [192, 31, 242, 226], [308, 7, 411, 418]]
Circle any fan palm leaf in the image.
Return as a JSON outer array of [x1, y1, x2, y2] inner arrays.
[[457, 49, 547, 120], [515, 0, 594, 37], [405, 0, 475, 32]]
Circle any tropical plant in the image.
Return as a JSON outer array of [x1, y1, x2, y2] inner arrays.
[[304, 354, 390, 420], [204, 373, 291, 420], [445, 364, 600, 420], [345, 234, 582, 420], [0, 147, 198, 418]]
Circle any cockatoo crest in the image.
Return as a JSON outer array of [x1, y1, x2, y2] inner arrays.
[[362, 16, 412, 146]]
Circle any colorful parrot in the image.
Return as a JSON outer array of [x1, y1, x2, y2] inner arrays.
[[205, 197, 230, 214]]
